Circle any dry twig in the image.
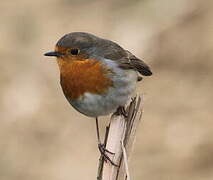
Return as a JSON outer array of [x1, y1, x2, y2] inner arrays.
[[97, 95, 143, 180]]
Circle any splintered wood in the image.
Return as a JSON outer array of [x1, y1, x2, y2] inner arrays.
[[97, 95, 143, 180]]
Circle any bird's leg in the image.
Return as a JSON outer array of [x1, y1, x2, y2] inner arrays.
[[114, 106, 128, 117], [96, 117, 115, 155], [95, 117, 118, 166]]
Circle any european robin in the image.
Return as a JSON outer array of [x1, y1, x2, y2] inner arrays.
[[44, 32, 152, 165]]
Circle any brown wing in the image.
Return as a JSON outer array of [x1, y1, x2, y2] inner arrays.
[[118, 50, 152, 76], [100, 39, 152, 76]]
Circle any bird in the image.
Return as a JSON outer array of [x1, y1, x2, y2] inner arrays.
[[44, 32, 152, 165]]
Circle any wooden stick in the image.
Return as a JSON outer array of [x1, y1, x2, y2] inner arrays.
[[97, 95, 143, 180]]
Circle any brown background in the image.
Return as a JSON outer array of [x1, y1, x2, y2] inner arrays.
[[1, 0, 213, 179]]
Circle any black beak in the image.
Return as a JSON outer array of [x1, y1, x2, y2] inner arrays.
[[44, 51, 62, 57]]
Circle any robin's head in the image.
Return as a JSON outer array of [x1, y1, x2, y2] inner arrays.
[[44, 32, 102, 62]]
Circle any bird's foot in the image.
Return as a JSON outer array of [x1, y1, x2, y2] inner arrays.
[[98, 143, 118, 167], [114, 106, 128, 118]]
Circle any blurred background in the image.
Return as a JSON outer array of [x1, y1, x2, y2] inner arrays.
[[1, 0, 213, 179]]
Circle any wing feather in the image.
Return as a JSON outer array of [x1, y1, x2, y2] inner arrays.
[[118, 50, 152, 76], [101, 40, 152, 76]]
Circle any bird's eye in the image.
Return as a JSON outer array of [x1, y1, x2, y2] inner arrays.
[[70, 48, 80, 55]]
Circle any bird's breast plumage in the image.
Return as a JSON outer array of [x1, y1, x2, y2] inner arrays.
[[59, 59, 114, 100]]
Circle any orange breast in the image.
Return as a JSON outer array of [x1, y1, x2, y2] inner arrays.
[[59, 59, 114, 100]]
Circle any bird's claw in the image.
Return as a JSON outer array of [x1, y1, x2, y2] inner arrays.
[[98, 143, 118, 167], [114, 106, 128, 118]]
